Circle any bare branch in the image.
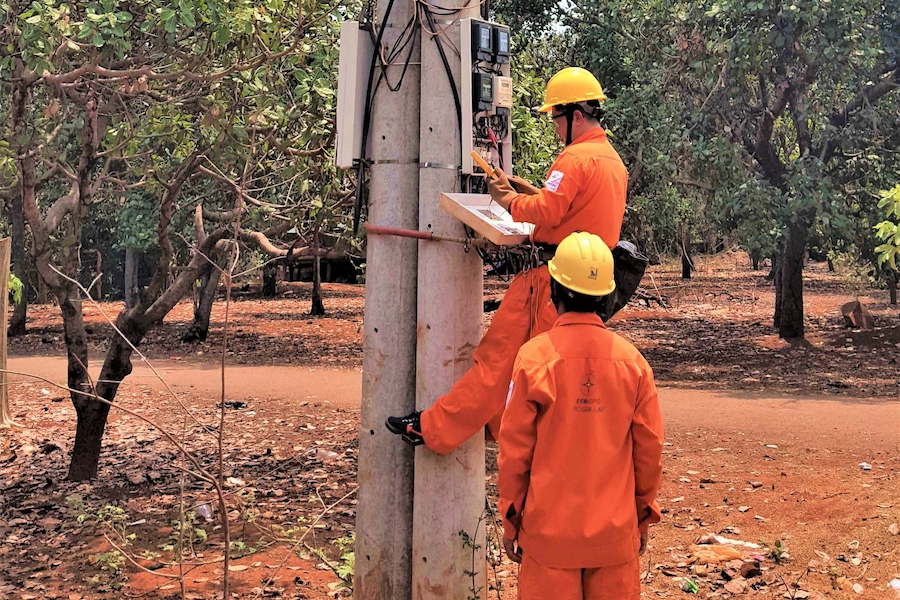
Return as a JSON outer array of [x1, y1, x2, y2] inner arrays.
[[143, 151, 204, 304], [239, 224, 293, 257], [672, 177, 715, 191], [99, 174, 146, 190], [194, 204, 207, 245], [41, 14, 313, 87], [196, 163, 292, 217], [144, 227, 231, 324], [40, 158, 77, 183], [820, 64, 900, 162], [203, 206, 246, 222]]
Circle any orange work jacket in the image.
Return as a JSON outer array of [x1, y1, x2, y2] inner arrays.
[[498, 311, 663, 569], [509, 128, 628, 248]]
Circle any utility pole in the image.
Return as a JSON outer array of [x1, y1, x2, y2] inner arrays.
[[413, 2, 486, 598], [355, 0, 421, 597]]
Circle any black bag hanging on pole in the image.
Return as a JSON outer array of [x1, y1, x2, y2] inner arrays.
[[598, 240, 649, 322]]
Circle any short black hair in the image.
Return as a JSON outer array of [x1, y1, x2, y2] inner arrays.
[[558, 100, 604, 123], [550, 278, 606, 313]]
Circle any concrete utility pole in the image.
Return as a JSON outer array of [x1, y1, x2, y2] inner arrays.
[[355, 0, 421, 597], [413, 2, 486, 598]]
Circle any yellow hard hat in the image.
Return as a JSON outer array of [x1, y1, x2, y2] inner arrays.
[[538, 67, 608, 113], [548, 232, 616, 296]]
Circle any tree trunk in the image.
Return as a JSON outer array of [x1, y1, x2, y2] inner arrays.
[[124, 247, 138, 309], [9, 64, 31, 333], [772, 253, 782, 329], [183, 260, 222, 343], [679, 225, 693, 279], [56, 290, 97, 480], [750, 250, 760, 271], [777, 221, 808, 339], [681, 251, 693, 279], [888, 273, 897, 306], [311, 255, 325, 316], [67, 225, 228, 479], [93, 249, 102, 299], [68, 309, 148, 480], [262, 261, 278, 297], [36, 271, 49, 304], [68, 390, 110, 480], [8, 194, 27, 336]]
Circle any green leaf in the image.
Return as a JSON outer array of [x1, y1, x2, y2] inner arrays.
[[180, 10, 196, 28]]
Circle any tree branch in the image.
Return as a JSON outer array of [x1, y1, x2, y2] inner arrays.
[[143, 151, 204, 306], [196, 162, 290, 212], [144, 227, 231, 324], [672, 177, 715, 191], [237, 223, 294, 257], [41, 16, 310, 87], [819, 63, 900, 162], [202, 206, 246, 223]]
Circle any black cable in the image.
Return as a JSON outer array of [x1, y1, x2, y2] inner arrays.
[[353, 0, 397, 235], [380, 18, 420, 92], [421, 3, 462, 137], [382, 15, 416, 63]]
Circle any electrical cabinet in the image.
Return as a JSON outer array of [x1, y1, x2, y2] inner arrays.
[[461, 18, 512, 176], [335, 21, 375, 169]]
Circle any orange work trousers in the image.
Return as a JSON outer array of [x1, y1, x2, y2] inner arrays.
[[518, 554, 642, 600], [420, 266, 558, 455]]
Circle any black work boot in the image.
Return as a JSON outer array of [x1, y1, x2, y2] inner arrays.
[[385, 411, 425, 446]]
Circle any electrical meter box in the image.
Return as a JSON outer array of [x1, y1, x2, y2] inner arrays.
[[461, 18, 512, 176], [335, 21, 375, 169], [493, 27, 510, 63], [471, 21, 494, 61], [473, 72, 494, 111], [440, 193, 534, 246], [495, 76, 513, 109]]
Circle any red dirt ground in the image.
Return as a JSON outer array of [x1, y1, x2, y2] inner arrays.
[[1, 252, 898, 599]]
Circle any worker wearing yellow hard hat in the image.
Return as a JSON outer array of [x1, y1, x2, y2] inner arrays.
[[499, 232, 663, 600], [387, 67, 642, 460], [538, 67, 608, 145]]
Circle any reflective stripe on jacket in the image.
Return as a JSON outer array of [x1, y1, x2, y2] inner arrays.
[[498, 311, 663, 569], [509, 128, 627, 248]]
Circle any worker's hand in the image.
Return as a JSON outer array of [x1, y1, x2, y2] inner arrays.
[[508, 175, 540, 196], [487, 167, 517, 211], [639, 529, 649, 555], [503, 537, 522, 564]]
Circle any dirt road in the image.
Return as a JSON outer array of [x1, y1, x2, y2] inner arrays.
[[8, 356, 362, 409], [11, 356, 896, 448]]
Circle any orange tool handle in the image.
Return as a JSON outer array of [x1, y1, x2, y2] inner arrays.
[[470, 151, 499, 180]]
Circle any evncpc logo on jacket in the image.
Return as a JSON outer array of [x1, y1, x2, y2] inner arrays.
[[575, 373, 604, 413]]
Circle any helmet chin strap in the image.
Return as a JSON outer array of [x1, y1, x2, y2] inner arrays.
[[565, 107, 575, 146]]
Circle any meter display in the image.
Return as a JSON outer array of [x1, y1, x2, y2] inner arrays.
[[493, 27, 510, 63]]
